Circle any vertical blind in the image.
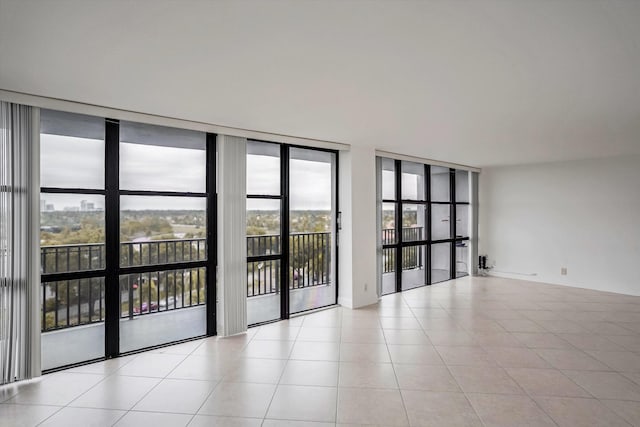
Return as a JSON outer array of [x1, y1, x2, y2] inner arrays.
[[216, 134, 248, 336], [0, 102, 41, 384]]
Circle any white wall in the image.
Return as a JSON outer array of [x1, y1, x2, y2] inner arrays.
[[479, 155, 640, 295]]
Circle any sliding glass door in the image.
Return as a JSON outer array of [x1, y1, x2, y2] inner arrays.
[[289, 148, 337, 314], [246, 141, 282, 325], [246, 142, 338, 325]]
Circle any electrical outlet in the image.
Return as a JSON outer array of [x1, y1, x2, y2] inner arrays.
[[561, 267, 567, 275]]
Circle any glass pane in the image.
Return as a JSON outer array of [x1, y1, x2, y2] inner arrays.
[[401, 161, 426, 201], [119, 267, 206, 353], [120, 196, 206, 267], [456, 204, 469, 238], [431, 204, 451, 240], [41, 278, 105, 370], [402, 203, 426, 242], [40, 109, 105, 189], [381, 202, 396, 244], [455, 170, 469, 202], [247, 259, 281, 325], [40, 193, 105, 274], [290, 231, 332, 289], [247, 141, 280, 196], [456, 241, 469, 278], [247, 199, 281, 256], [41, 277, 105, 331], [381, 247, 396, 295], [247, 235, 281, 259], [431, 243, 451, 284], [431, 166, 450, 202], [401, 245, 427, 290], [381, 157, 395, 200], [289, 148, 336, 313], [120, 121, 206, 193]]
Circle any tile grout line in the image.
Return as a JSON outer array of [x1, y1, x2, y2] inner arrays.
[[334, 312, 344, 425], [184, 332, 258, 425], [10, 277, 640, 426], [30, 359, 146, 427], [107, 339, 210, 426], [258, 319, 302, 424], [418, 296, 489, 427]]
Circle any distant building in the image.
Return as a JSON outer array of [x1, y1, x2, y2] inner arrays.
[[79, 200, 97, 211], [40, 199, 55, 212]]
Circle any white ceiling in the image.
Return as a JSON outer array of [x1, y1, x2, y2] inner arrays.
[[1, 0, 639, 167]]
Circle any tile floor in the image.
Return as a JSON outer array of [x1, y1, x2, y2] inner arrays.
[[2, 276, 640, 426]]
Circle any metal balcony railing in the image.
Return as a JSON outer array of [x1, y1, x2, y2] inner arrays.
[[41, 243, 105, 274], [381, 227, 424, 273], [121, 238, 206, 267], [40, 238, 208, 332], [247, 231, 332, 297], [381, 226, 423, 245], [40, 228, 423, 331]]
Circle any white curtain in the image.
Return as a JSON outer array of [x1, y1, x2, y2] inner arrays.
[[375, 156, 383, 298], [0, 102, 41, 384], [471, 172, 479, 275], [216, 134, 247, 336]]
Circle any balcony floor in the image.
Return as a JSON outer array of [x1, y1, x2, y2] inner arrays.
[[2, 275, 640, 426]]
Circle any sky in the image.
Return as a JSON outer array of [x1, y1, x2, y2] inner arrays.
[[41, 134, 333, 211], [247, 154, 333, 210], [383, 169, 421, 200]]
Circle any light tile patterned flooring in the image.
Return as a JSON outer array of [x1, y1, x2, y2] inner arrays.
[[2, 276, 640, 426]]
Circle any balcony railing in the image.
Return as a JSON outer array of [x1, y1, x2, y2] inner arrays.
[[41, 277, 105, 332], [41, 243, 105, 274], [247, 231, 332, 297], [381, 227, 424, 274], [40, 233, 335, 330], [119, 267, 206, 320], [121, 238, 206, 267], [41, 238, 208, 332], [381, 226, 423, 245], [40, 228, 421, 331], [41, 238, 207, 274]]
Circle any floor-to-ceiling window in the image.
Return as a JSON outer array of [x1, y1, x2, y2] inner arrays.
[[454, 170, 471, 277], [117, 121, 212, 353], [381, 158, 398, 295], [246, 141, 282, 325], [40, 110, 107, 369], [400, 161, 429, 291], [40, 110, 216, 370], [246, 141, 338, 325], [379, 157, 471, 294], [430, 165, 452, 284]]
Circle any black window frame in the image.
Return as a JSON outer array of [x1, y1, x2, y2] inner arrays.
[[246, 140, 339, 326], [40, 111, 217, 371], [381, 159, 470, 294]]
